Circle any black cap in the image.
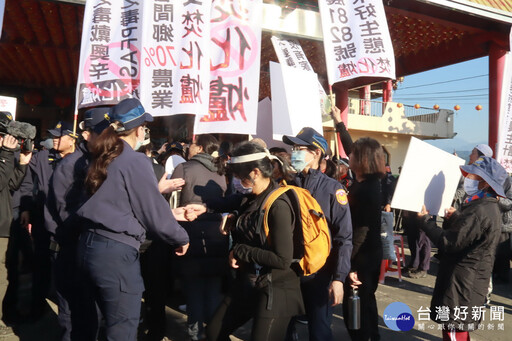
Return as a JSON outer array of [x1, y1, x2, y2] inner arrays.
[[79, 107, 111, 134], [167, 141, 184, 152], [48, 121, 77, 138]]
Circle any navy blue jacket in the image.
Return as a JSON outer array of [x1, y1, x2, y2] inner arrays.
[[19, 149, 62, 233], [295, 168, 353, 282], [47, 142, 90, 242], [77, 141, 189, 250]]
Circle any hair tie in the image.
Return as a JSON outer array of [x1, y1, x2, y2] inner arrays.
[[211, 151, 219, 158]]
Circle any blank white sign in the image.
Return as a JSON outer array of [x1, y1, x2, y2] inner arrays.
[[391, 137, 466, 217]]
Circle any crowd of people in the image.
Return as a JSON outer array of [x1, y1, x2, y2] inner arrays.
[[0, 99, 510, 341]]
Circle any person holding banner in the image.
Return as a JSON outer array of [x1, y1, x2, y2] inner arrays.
[[418, 156, 506, 341], [74, 98, 190, 341], [282, 128, 352, 341]]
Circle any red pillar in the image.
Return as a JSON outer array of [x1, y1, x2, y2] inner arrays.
[[382, 80, 393, 102], [359, 85, 371, 115], [489, 44, 507, 154]]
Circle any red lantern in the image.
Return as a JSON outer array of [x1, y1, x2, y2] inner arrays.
[[24, 90, 43, 106], [397, 103, 403, 108], [475, 105, 482, 111], [433, 104, 440, 110], [454, 105, 460, 111], [54, 95, 72, 109], [414, 104, 420, 109]]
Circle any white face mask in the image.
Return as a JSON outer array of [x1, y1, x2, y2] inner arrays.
[[463, 178, 480, 196], [232, 177, 253, 194]]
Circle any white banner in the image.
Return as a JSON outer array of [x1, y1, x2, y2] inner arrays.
[[0, 0, 5, 40], [139, 1, 211, 116], [496, 51, 512, 172], [318, 0, 395, 84], [76, 1, 143, 109], [194, 0, 262, 135], [269, 62, 323, 140], [0, 95, 17, 120], [76, 0, 211, 117], [271, 36, 331, 121]]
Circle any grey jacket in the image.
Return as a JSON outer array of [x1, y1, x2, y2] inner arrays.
[[498, 176, 512, 233]]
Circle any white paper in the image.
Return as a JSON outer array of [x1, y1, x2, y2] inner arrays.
[[251, 97, 290, 149], [391, 137, 465, 217], [269, 62, 323, 140], [0, 95, 17, 120]]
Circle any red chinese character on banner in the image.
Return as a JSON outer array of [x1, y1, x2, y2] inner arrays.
[[202, 76, 249, 122]]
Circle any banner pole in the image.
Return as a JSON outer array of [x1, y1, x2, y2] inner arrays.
[[329, 85, 340, 159]]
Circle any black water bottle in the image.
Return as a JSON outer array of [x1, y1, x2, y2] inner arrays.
[[348, 288, 360, 330]]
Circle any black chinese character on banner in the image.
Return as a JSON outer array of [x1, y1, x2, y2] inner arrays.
[[354, 4, 376, 20], [92, 7, 111, 24], [360, 20, 381, 37], [182, 10, 204, 38], [363, 37, 384, 53], [152, 69, 173, 88], [334, 43, 356, 60], [181, 41, 203, 69], [90, 45, 110, 61], [121, 9, 140, 26], [152, 90, 173, 109], [90, 25, 111, 43], [180, 74, 202, 104], [154, 3, 174, 22], [89, 63, 109, 80], [153, 24, 174, 42]]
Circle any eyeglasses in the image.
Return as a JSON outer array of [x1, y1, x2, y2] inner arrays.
[[291, 146, 309, 152]]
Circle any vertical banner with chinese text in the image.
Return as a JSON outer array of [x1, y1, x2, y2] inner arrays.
[[139, 0, 211, 116], [76, 1, 143, 108], [271, 36, 331, 121], [194, 0, 262, 135], [496, 51, 512, 172], [318, 0, 395, 85]]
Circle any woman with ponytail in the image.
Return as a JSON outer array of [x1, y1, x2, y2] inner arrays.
[[75, 98, 190, 341], [171, 134, 229, 341]]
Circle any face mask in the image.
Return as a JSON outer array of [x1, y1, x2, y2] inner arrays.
[[291, 150, 311, 173], [463, 178, 480, 196], [232, 177, 253, 194]]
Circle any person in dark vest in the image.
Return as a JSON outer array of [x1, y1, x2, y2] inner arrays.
[[46, 107, 110, 341], [19, 121, 77, 319], [74, 98, 190, 341]]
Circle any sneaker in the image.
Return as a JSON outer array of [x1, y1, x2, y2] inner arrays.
[[408, 270, 427, 278]]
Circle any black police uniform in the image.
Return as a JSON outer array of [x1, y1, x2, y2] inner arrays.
[[294, 168, 353, 341], [46, 141, 91, 341], [19, 148, 63, 316], [75, 140, 189, 341]]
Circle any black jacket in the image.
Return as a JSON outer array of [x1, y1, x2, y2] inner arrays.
[[0, 149, 27, 235], [172, 153, 228, 276], [420, 197, 501, 329]]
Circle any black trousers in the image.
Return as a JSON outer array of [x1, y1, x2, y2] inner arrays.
[[207, 293, 292, 341]]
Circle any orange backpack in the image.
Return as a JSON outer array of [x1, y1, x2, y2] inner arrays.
[[262, 184, 331, 276]]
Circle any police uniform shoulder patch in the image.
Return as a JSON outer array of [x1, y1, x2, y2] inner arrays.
[[336, 188, 348, 205]]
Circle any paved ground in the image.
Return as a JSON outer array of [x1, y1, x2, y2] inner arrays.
[[0, 236, 510, 340]]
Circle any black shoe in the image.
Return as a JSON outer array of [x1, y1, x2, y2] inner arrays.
[[402, 266, 417, 274], [408, 270, 427, 278]]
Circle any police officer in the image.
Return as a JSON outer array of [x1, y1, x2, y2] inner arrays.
[[75, 98, 190, 341], [46, 107, 110, 341], [282, 127, 353, 341], [19, 121, 77, 318]]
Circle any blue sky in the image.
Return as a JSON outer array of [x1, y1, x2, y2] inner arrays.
[[391, 57, 489, 152]]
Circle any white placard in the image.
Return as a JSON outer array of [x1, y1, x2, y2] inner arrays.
[[194, 0, 263, 134], [0, 95, 17, 120], [391, 137, 465, 217], [318, 0, 395, 85], [497, 50, 512, 172], [269, 61, 323, 140], [251, 97, 290, 149]]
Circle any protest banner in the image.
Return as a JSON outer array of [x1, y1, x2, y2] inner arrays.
[[269, 61, 323, 140], [251, 97, 290, 149], [496, 29, 512, 172], [76, 0, 211, 117], [0, 95, 17, 120], [271, 36, 332, 121], [194, 0, 263, 135], [318, 0, 395, 85], [391, 137, 465, 217]]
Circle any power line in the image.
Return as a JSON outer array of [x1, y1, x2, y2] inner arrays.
[[396, 74, 488, 90], [394, 94, 487, 100], [394, 87, 488, 96]]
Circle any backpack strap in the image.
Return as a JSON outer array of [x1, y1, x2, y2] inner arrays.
[[261, 186, 291, 242]]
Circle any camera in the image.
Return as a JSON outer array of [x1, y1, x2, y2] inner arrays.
[[0, 112, 36, 153]]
